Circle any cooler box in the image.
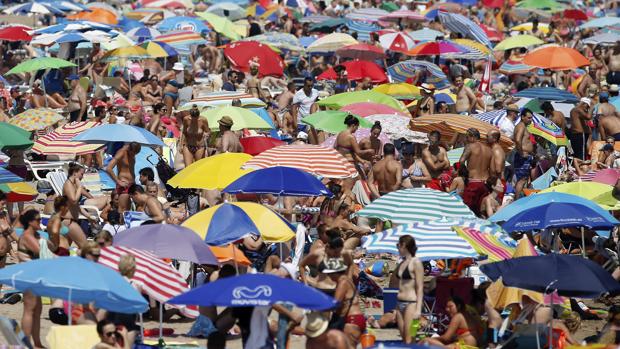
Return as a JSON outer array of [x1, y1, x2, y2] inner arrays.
[[383, 288, 398, 313]]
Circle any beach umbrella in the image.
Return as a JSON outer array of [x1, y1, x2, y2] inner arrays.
[[196, 12, 242, 40], [356, 188, 475, 225], [168, 152, 252, 190], [210, 244, 251, 266], [523, 46, 589, 70], [474, 109, 567, 146], [498, 59, 535, 75], [143, 0, 193, 9], [405, 40, 466, 56], [580, 17, 620, 29], [582, 32, 620, 46], [157, 16, 209, 33], [387, 60, 449, 88], [510, 22, 550, 34], [8, 108, 63, 131], [153, 31, 207, 52], [4, 2, 63, 15], [126, 26, 161, 42], [182, 202, 296, 245], [494, 34, 544, 51], [479, 23, 503, 42], [224, 41, 284, 77], [489, 192, 619, 231], [454, 226, 517, 262], [67, 8, 118, 25], [481, 254, 620, 298], [206, 2, 245, 20], [139, 40, 178, 57], [39, 0, 87, 12], [242, 32, 303, 51], [223, 166, 332, 197], [0, 168, 25, 184], [380, 9, 427, 22], [317, 90, 407, 113], [514, 87, 579, 103], [112, 225, 218, 265], [317, 60, 388, 84], [538, 182, 619, 211], [244, 145, 358, 178], [592, 169, 620, 186], [186, 91, 265, 109], [301, 110, 373, 133], [240, 137, 284, 156], [561, 9, 588, 21], [0, 123, 33, 150], [345, 7, 389, 23], [85, 2, 118, 15], [0, 182, 37, 202], [308, 18, 347, 32], [365, 114, 428, 143], [32, 121, 103, 156], [340, 102, 410, 117], [100, 46, 150, 62], [322, 128, 394, 151], [379, 32, 416, 52], [336, 43, 385, 61], [408, 27, 443, 41], [0, 257, 148, 318], [6, 57, 75, 75], [373, 83, 420, 100], [200, 106, 272, 131], [438, 10, 492, 47], [0, 26, 32, 41], [301, 14, 333, 24], [444, 38, 491, 59], [307, 33, 358, 53], [345, 20, 380, 42], [71, 124, 164, 146], [168, 273, 337, 310], [516, 0, 564, 11]]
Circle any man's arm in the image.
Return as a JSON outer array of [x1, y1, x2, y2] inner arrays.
[[599, 118, 608, 140], [422, 149, 443, 172], [392, 162, 403, 191], [459, 143, 471, 164], [105, 147, 125, 185], [367, 168, 381, 200], [146, 199, 165, 223], [466, 87, 477, 112]]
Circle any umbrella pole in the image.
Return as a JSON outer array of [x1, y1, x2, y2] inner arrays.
[[232, 245, 239, 275], [139, 313, 144, 343], [68, 288, 72, 326], [581, 227, 586, 258], [158, 302, 163, 341], [42, 70, 48, 108]]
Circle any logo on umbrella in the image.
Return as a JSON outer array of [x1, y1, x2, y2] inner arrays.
[[231, 285, 272, 306], [175, 22, 196, 32]]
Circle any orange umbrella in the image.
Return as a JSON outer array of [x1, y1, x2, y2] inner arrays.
[[67, 8, 118, 25], [209, 245, 251, 266], [523, 46, 589, 70]]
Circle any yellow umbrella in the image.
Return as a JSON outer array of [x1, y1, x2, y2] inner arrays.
[[453, 38, 491, 55], [307, 33, 358, 53], [167, 153, 252, 190], [101, 46, 150, 62], [372, 83, 421, 100], [196, 12, 243, 41], [9, 108, 63, 131], [510, 22, 550, 34], [539, 182, 620, 210], [101, 33, 136, 51]]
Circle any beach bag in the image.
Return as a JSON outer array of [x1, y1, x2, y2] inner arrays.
[[147, 155, 189, 203]]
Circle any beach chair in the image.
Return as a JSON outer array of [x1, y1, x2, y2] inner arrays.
[[24, 158, 69, 182], [0, 316, 32, 349], [42, 171, 102, 223]]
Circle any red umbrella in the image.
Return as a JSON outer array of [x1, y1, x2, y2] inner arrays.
[[336, 43, 385, 61], [341, 102, 410, 117], [561, 9, 588, 21], [405, 41, 464, 56], [317, 60, 388, 83], [224, 41, 284, 77], [240, 136, 285, 156], [0, 26, 32, 42], [480, 23, 504, 42], [482, 0, 504, 8]]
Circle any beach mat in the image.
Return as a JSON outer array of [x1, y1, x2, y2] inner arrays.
[[46, 324, 98, 349]]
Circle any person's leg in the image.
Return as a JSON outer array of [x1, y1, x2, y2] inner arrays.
[[118, 193, 131, 214], [402, 302, 418, 344], [395, 307, 405, 341], [182, 146, 195, 167], [32, 296, 43, 347], [22, 291, 44, 348], [83, 196, 109, 211], [66, 220, 87, 249], [164, 95, 174, 118], [343, 323, 362, 347], [194, 147, 206, 162]]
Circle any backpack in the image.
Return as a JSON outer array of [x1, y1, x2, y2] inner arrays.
[[146, 154, 190, 203]]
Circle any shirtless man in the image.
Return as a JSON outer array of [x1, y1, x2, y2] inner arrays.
[[277, 82, 296, 134], [127, 184, 165, 223], [216, 116, 244, 153], [354, 77, 372, 91], [540, 101, 567, 132], [62, 163, 96, 249], [597, 93, 620, 141], [67, 75, 87, 122], [305, 312, 352, 349], [182, 105, 209, 166], [459, 128, 492, 216], [246, 64, 264, 100], [569, 98, 592, 160], [607, 42, 620, 85], [453, 75, 477, 115], [368, 143, 402, 199], [513, 109, 535, 198], [422, 131, 450, 191], [488, 130, 505, 180], [105, 142, 141, 214]]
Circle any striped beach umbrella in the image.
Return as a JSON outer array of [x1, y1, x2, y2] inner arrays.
[[345, 7, 389, 23], [243, 145, 358, 178], [380, 9, 427, 22], [498, 59, 535, 75], [9, 108, 63, 131], [514, 87, 579, 103], [4, 2, 63, 15], [33, 122, 104, 156], [140, 40, 178, 57], [126, 26, 161, 42], [307, 33, 358, 52], [154, 30, 207, 49], [346, 20, 380, 42], [0, 182, 37, 202], [0, 168, 24, 183], [388, 60, 449, 88], [408, 27, 443, 41], [379, 31, 416, 52], [454, 226, 517, 262], [444, 38, 489, 60], [438, 10, 492, 47], [356, 188, 475, 225], [474, 109, 568, 145], [405, 40, 466, 56]]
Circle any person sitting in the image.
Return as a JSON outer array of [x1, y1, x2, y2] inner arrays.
[[128, 184, 165, 224], [420, 297, 480, 348], [93, 319, 131, 349]]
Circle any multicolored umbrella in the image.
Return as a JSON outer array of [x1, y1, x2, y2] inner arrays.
[[317, 60, 388, 83], [224, 41, 284, 77], [156, 16, 209, 33], [345, 20, 380, 42], [200, 106, 272, 131], [498, 59, 535, 75], [365, 114, 428, 143], [523, 46, 590, 70], [356, 188, 475, 225], [101, 46, 151, 62], [494, 34, 544, 51], [196, 12, 243, 40], [67, 8, 118, 25], [445, 38, 490, 59], [474, 109, 568, 146], [126, 26, 161, 42], [340, 102, 410, 117], [239, 137, 285, 156], [438, 10, 492, 48], [378, 31, 416, 52], [408, 27, 443, 41], [345, 7, 389, 23], [336, 43, 385, 61], [0, 168, 24, 184], [387, 60, 449, 88], [139, 40, 178, 57], [306, 33, 358, 52], [4, 2, 63, 15], [153, 31, 207, 51], [380, 9, 427, 22], [243, 145, 358, 178], [317, 90, 407, 112], [33, 122, 103, 156], [8, 108, 63, 131], [405, 40, 466, 56], [301, 110, 373, 133], [6, 57, 76, 75], [168, 153, 252, 190], [514, 87, 579, 103], [0, 122, 33, 150], [0, 182, 37, 202], [454, 226, 517, 262]]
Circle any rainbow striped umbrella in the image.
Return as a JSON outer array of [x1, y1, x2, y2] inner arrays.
[[474, 109, 568, 146], [0, 182, 37, 202], [498, 59, 535, 75], [140, 40, 178, 57], [388, 60, 449, 88], [0, 168, 23, 183], [154, 30, 207, 49], [8, 108, 63, 131], [33, 121, 104, 156], [454, 226, 516, 262]]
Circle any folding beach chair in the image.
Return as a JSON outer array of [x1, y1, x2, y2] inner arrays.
[[0, 316, 32, 349], [43, 171, 102, 223]]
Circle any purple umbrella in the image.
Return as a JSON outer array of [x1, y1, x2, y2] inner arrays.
[[113, 225, 218, 265]]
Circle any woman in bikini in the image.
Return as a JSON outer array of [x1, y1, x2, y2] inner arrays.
[[420, 297, 479, 348], [334, 115, 372, 176], [182, 105, 210, 166], [162, 64, 185, 117], [47, 196, 72, 257], [141, 75, 162, 106], [359, 121, 383, 163], [62, 163, 101, 249], [413, 84, 435, 118], [402, 143, 432, 188], [395, 235, 424, 344]]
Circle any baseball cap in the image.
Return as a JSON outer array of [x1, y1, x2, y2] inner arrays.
[[580, 97, 591, 107]]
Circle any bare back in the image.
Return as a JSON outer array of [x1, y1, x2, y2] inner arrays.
[[465, 142, 492, 180]]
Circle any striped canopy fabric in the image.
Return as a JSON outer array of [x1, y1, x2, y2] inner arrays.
[[443, 38, 490, 60], [356, 188, 475, 224], [361, 217, 493, 260], [454, 227, 517, 262], [474, 109, 567, 145], [99, 246, 199, 318], [346, 20, 380, 42], [438, 10, 492, 48], [408, 28, 443, 42], [514, 87, 579, 103], [388, 60, 449, 88], [184, 91, 266, 109], [33, 121, 104, 156], [243, 144, 358, 178], [345, 7, 390, 23], [0, 167, 24, 184], [498, 59, 535, 75], [154, 31, 206, 53]]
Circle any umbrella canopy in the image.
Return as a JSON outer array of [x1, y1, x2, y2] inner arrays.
[[438, 10, 492, 48], [336, 43, 385, 61], [561, 9, 588, 21], [153, 31, 207, 51], [498, 59, 535, 75], [494, 34, 544, 51], [186, 91, 265, 109], [591, 169, 620, 186], [379, 32, 416, 52], [317, 90, 407, 113], [32, 121, 103, 156], [71, 124, 164, 146], [0, 26, 32, 41], [365, 114, 428, 143], [0, 168, 25, 184], [408, 27, 443, 41], [244, 144, 358, 178], [0, 182, 37, 202], [516, 0, 564, 11], [168, 273, 337, 310], [373, 83, 420, 100], [301, 110, 373, 133], [4, 2, 63, 15], [210, 244, 251, 266], [200, 106, 272, 131], [224, 41, 284, 77], [356, 188, 475, 225], [387, 60, 449, 88], [240, 136, 285, 156], [0, 257, 148, 313], [6, 57, 76, 75], [538, 182, 619, 211], [223, 166, 332, 197], [489, 192, 619, 231], [307, 33, 358, 53], [196, 12, 242, 40], [340, 102, 410, 117], [405, 40, 466, 56], [67, 8, 118, 25], [206, 2, 245, 20], [454, 226, 517, 262], [112, 225, 218, 265], [139, 40, 178, 57], [514, 87, 579, 103], [474, 109, 567, 146], [345, 7, 389, 22], [481, 254, 620, 298], [317, 60, 388, 84], [580, 17, 620, 29], [582, 32, 620, 46], [182, 202, 296, 245], [479, 23, 503, 42], [511, 22, 550, 34], [126, 26, 161, 42], [345, 19, 380, 42], [0, 122, 33, 150], [168, 152, 252, 190], [380, 9, 427, 22], [309, 18, 347, 32], [9, 108, 63, 131], [157, 16, 209, 33], [523, 46, 590, 70], [101, 46, 150, 62], [242, 32, 303, 51]]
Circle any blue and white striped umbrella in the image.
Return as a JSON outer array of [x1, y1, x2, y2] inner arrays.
[[474, 109, 552, 129], [4, 2, 64, 15], [408, 27, 443, 41], [36, 0, 87, 12], [579, 17, 620, 29], [438, 10, 492, 48], [361, 217, 502, 260], [346, 20, 380, 42], [514, 87, 579, 103], [299, 15, 330, 23], [345, 8, 390, 23], [582, 32, 620, 46], [126, 26, 162, 42], [55, 32, 89, 44], [388, 60, 449, 88]]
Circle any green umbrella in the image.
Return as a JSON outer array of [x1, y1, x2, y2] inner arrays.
[[523, 98, 544, 113], [0, 122, 33, 150], [6, 57, 76, 75], [200, 106, 272, 131], [494, 34, 544, 51], [516, 0, 564, 11], [380, 2, 399, 12], [317, 90, 407, 113], [301, 111, 372, 133], [196, 12, 242, 41]]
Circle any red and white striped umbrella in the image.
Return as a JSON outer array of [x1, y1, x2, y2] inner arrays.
[[380, 10, 427, 22], [99, 246, 199, 318], [33, 121, 103, 156], [243, 144, 358, 178], [379, 32, 416, 52]]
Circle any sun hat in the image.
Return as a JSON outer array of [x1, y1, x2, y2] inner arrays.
[[305, 312, 329, 338], [505, 104, 520, 113], [172, 62, 184, 71], [580, 97, 591, 107], [321, 258, 347, 274], [218, 116, 234, 127]]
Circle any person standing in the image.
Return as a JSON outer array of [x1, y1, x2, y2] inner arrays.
[[105, 143, 142, 214], [569, 98, 592, 160], [67, 74, 87, 122], [291, 77, 319, 139], [454, 75, 477, 115], [181, 105, 210, 166], [395, 235, 424, 344], [368, 144, 402, 199], [513, 109, 535, 198], [459, 128, 492, 216], [422, 131, 451, 191]]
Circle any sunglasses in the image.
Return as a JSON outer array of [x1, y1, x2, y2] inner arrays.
[[104, 331, 115, 337]]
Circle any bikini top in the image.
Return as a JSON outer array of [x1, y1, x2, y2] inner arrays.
[[397, 260, 413, 280]]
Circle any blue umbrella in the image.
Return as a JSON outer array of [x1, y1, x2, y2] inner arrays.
[[117, 17, 144, 32], [33, 20, 113, 34], [579, 16, 620, 29], [55, 32, 89, 44], [0, 257, 148, 318], [346, 19, 380, 41], [168, 273, 337, 310], [157, 16, 209, 33], [4, 2, 64, 15], [250, 108, 280, 139], [515, 87, 579, 103], [438, 10, 492, 47], [489, 192, 619, 231], [71, 124, 164, 146], [0, 168, 25, 183], [425, 9, 439, 20], [300, 36, 317, 48], [435, 92, 455, 105], [36, 0, 88, 11], [126, 26, 161, 42], [480, 254, 620, 297], [223, 166, 333, 197]]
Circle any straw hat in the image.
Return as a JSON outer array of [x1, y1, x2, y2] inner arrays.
[[420, 83, 435, 93], [305, 312, 329, 338], [321, 258, 347, 274], [218, 116, 234, 127], [505, 104, 519, 113]]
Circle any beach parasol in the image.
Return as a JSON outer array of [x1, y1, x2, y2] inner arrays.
[[494, 34, 544, 51], [510, 22, 550, 34], [32, 121, 103, 156], [139, 40, 178, 57], [153, 31, 207, 53], [591, 169, 620, 186], [243, 144, 358, 178], [168, 152, 252, 190], [306, 33, 358, 52], [67, 8, 118, 25], [345, 7, 389, 22], [379, 32, 416, 52], [239, 137, 285, 156], [8, 108, 63, 131], [0, 26, 32, 42], [479, 23, 503, 42], [100, 46, 150, 62], [308, 18, 347, 32], [538, 182, 619, 211], [514, 87, 579, 103], [380, 9, 427, 22], [223, 166, 332, 197], [196, 12, 242, 40], [0, 122, 33, 150], [336, 43, 386, 61], [408, 27, 443, 41], [242, 32, 303, 51], [0, 182, 37, 202], [498, 59, 535, 75], [301, 110, 373, 133], [200, 106, 272, 131], [6, 57, 75, 75], [185, 91, 265, 109], [340, 102, 410, 117], [223, 41, 284, 77], [365, 114, 429, 143], [580, 17, 620, 29], [561, 9, 588, 21], [516, 0, 564, 11], [474, 109, 567, 146], [0, 168, 24, 184], [373, 83, 420, 100], [317, 90, 407, 112], [71, 124, 164, 146], [438, 10, 493, 48], [205, 2, 245, 20], [317, 60, 388, 84], [405, 40, 466, 56], [356, 188, 475, 225], [454, 227, 517, 262], [4, 2, 63, 15], [210, 245, 251, 266], [387, 60, 449, 88], [582, 32, 620, 46], [345, 20, 380, 42], [182, 202, 296, 245], [156, 16, 209, 33], [523, 46, 589, 70], [126, 26, 161, 42]]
